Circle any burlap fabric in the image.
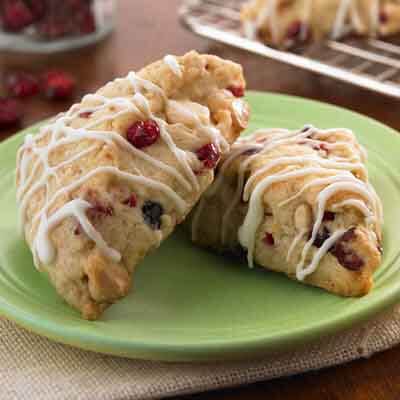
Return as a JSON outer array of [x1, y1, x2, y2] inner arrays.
[[1, 305, 400, 400]]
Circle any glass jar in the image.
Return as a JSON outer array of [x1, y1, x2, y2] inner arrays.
[[0, 0, 115, 53]]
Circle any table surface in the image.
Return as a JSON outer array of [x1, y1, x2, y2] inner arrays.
[[1, 1, 400, 399]]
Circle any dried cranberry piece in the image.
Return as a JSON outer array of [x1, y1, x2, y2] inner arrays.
[[227, 86, 245, 98], [323, 211, 335, 222], [142, 200, 163, 230], [6, 72, 39, 98], [287, 20, 302, 39], [0, 97, 22, 129], [340, 228, 356, 242], [286, 20, 311, 45], [76, 9, 96, 34], [312, 226, 331, 248], [310, 142, 328, 152], [330, 228, 365, 271], [26, 0, 46, 20], [320, 143, 329, 152], [37, 19, 69, 39], [1, 0, 34, 31], [79, 111, 92, 118], [338, 252, 364, 271], [379, 11, 388, 24], [127, 120, 160, 149], [87, 203, 114, 221], [263, 232, 275, 246], [41, 70, 76, 100], [123, 193, 137, 208], [196, 143, 220, 169]]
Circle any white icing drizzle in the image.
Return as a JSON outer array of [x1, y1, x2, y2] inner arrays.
[[240, 166, 339, 267], [296, 229, 347, 280], [331, 0, 381, 39], [370, 0, 380, 35], [243, 156, 366, 201], [332, 0, 353, 39], [35, 199, 121, 265], [163, 55, 183, 78], [332, 199, 375, 224], [191, 143, 262, 242], [244, 0, 277, 40], [295, 180, 378, 277], [193, 125, 382, 281], [287, 229, 307, 262], [17, 69, 226, 268]]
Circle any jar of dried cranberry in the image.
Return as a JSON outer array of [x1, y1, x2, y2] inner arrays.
[[0, 0, 115, 53]]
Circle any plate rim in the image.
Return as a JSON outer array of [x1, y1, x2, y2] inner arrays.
[[1, 91, 400, 362]]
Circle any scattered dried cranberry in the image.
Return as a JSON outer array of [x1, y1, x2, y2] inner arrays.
[[311, 142, 329, 152], [66, 0, 88, 10], [263, 232, 275, 246], [127, 120, 160, 149], [379, 10, 388, 24], [27, 0, 46, 20], [287, 20, 303, 39], [286, 20, 311, 45], [330, 229, 364, 271], [41, 70, 76, 100], [0, 97, 22, 129], [74, 224, 81, 235], [142, 200, 163, 230], [87, 203, 114, 221], [79, 111, 92, 118], [323, 211, 335, 222], [35, 0, 97, 38], [36, 17, 71, 39], [1, 0, 34, 32], [6, 72, 39, 98], [77, 9, 96, 34], [227, 86, 245, 98], [196, 143, 220, 169], [312, 226, 331, 248], [123, 193, 137, 208], [340, 228, 356, 242], [320, 143, 329, 152]]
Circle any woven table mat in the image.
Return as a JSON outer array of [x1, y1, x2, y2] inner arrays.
[[1, 305, 400, 400]]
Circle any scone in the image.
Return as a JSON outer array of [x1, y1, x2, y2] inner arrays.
[[189, 126, 383, 296], [241, 0, 400, 48], [16, 51, 249, 319]]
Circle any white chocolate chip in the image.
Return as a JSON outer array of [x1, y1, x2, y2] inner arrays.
[[294, 203, 313, 231]]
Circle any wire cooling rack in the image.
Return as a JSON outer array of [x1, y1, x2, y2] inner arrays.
[[180, 0, 400, 99]]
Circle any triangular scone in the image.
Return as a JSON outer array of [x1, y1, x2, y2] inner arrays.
[[190, 126, 383, 296], [16, 51, 249, 319], [241, 0, 400, 48]]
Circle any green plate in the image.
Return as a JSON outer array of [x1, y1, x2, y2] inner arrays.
[[1, 92, 400, 362]]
